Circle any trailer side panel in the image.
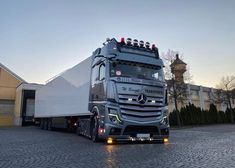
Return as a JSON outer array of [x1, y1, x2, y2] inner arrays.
[[35, 57, 92, 118]]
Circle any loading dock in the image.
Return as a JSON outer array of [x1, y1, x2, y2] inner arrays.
[[14, 83, 42, 126]]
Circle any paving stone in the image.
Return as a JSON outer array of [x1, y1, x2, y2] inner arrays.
[[0, 125, 235, 168]]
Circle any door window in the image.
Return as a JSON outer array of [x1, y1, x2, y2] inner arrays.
[[99, 64, 105, 81]]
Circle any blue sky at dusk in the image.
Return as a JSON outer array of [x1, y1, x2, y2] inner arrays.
[[0, 0, 234, 87]]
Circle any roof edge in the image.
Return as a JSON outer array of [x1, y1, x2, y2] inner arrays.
[[0, 62, 27, 83]]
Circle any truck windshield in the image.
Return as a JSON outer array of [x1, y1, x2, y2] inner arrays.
[[110, 61, 164, 81]]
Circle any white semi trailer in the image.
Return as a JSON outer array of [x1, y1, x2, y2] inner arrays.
[[35, 38, 169, 144]]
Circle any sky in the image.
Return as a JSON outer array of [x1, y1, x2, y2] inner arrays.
[[0, 0, 234, 87]]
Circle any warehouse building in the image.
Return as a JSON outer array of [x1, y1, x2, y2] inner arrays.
[[0, 63, 41, 126]]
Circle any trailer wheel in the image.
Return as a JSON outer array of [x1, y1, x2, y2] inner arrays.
[[43, 119, 48, 130], [48, 120, 53, 131], [76, 126, 81, 135], [76, 121, 81, 135], [40, 119, 44, 129], [91, 116, 99, 142]]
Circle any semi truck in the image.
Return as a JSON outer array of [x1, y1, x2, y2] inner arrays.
[[35, 38, 169, 144]]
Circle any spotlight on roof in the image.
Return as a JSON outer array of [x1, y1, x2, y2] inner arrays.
[[139, 40, 144, 48], [145, 42, 150, 48], [133, 39, 138, 47], [126, 38, 132, 45]]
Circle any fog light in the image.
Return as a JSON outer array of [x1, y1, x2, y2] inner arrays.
[[163, 138, 169, 143], [107, 138, 113, 144]]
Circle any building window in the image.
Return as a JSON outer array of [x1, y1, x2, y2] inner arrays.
[[191, 90, 199, 100], [204, 92, 210, 100]]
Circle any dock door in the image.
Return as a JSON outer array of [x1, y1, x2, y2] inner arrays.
[[22, 90, 36, 126]]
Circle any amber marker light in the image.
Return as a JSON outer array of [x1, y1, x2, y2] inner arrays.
[[107, 138, 113, 144], [163, 138, 169, 143]]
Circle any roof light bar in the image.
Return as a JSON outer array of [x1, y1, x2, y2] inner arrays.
[[118, 38, 157, 52]]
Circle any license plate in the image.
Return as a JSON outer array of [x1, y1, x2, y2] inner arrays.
[[137, 133, 150, 138]]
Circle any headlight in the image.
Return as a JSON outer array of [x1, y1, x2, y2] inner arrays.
[[164, 89, 168, 105], [107, 82, 118, 103], [108, 109, 122, 124], [163, 107, 169, 117], [160, 108, 169, 125], [160, 116, 169, 125]]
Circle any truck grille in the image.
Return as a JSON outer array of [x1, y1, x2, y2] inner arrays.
[[118, 93, 163, 122]]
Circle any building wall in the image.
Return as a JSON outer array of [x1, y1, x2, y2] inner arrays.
[[0, 68, 22, 126], [168, 83, 235, 112], [14, 89, 23, 125]]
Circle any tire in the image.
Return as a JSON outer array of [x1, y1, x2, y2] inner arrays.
[[40, 119, 44, 129], [91, 116, 99, 142], [43, 119, 48, 130], [76, 123, 81, 135], [48, 120, 52, 131]]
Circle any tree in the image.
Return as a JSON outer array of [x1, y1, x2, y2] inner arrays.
[[162, 50, 193, 126], [216, 76, 235, 123]]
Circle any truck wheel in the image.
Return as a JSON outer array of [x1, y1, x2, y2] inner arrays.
[[91, 116, 99, 142]]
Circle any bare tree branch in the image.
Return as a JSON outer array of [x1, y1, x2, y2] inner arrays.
[[161, 49, 193, 126], [216, 75, 235, 123]]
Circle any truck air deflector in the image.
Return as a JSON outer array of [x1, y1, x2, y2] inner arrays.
[[116, 53, 163, 67]]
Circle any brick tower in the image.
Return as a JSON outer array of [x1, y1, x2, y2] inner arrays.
[[170, 54, 187, 83]]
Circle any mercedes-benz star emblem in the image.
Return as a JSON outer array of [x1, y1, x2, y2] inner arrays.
[[137, 94, 147, 104]]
